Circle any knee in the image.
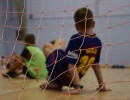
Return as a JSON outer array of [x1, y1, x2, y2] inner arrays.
[[43, 43, 53, 57], [54, 39, 65, 50], [55, 39, 65, 44]]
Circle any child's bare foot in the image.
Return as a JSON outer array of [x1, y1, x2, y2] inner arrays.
[[96, 87, 112, 92]]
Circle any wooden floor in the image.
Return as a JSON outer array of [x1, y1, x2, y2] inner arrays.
[[0, 68, 130, 100]]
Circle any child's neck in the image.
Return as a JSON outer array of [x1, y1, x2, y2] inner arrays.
[[79, 27, 94, 35]]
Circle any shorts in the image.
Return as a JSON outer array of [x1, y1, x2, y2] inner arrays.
[[46, 49, 73, 86], [22, 66, 34, 79]]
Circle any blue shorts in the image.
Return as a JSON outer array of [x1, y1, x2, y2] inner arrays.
[[46, 49, 73, 86]]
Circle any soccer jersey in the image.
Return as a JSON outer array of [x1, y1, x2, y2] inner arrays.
[[64, 32, 102, 78], [21, 46, 48, 80]]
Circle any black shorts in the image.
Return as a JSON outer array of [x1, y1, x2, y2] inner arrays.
[[22, 66, 34, 79]]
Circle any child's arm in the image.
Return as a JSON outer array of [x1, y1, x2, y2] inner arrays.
[[92, 64, 111, 92], [64, 64, 83, 94], [68, 64, 80, 84]]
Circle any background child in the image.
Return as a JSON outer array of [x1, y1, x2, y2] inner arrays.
[[3, 34, 48, 80]]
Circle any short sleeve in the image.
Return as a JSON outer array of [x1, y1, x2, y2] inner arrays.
[[21, 48, 31, 59], [64, 35, 80, 64]]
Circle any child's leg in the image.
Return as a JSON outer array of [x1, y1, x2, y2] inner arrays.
[[40, 75, 73, 91], [43, 39, 65, 58], [53, 39, 65, 51], [39, 82, 62, 90], [43, 43, 54, 58], [41, 39, 65, 89]]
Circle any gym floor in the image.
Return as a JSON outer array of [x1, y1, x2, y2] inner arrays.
[[0, 68, 130, 100]]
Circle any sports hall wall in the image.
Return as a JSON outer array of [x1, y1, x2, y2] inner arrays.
[[0, 0, 130, 66]]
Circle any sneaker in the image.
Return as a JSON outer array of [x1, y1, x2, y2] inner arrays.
[[3, 71, 18, 78]]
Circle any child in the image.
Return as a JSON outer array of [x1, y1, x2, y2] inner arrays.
[[40, 7, 111, 94], [3, 34, 48, 80], [0, 52, 19, 69]]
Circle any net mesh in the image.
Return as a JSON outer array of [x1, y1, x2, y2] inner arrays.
[[0, 0, 130, 99]]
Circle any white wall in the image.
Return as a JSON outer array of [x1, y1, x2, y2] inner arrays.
[[0, 0, 130, 66]]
